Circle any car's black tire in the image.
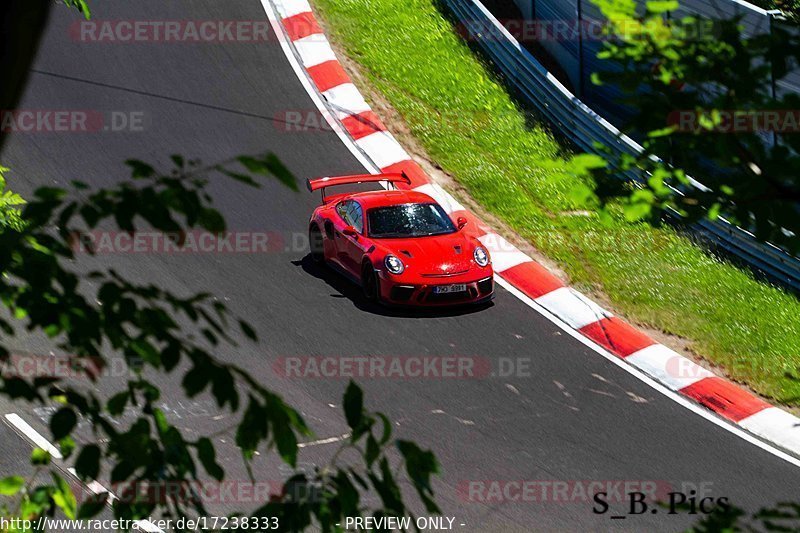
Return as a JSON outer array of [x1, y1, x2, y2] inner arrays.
[[309, 225, 324, 263], [362, 263, 380, 303]]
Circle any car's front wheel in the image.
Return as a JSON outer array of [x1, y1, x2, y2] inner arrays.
[[362, 263, 380, 303], [309, 224, 324, 264]]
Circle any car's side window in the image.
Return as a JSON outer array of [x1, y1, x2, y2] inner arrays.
[[336, 201, 348, 221], [337, 200, 364, 234], [349, 202, 364, 234]]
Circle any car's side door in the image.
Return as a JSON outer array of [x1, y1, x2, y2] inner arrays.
[[330, 200, 364, 275]]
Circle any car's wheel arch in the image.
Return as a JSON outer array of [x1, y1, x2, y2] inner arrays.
[[361, 257, 374, 276]]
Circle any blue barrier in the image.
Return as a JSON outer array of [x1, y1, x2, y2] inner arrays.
[[444, 0, 800, 291]]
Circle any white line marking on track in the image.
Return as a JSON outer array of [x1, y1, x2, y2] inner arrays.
[[297, 433, 350, 448], [5, 413, 63, 459]]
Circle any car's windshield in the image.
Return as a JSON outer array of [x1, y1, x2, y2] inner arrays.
[[367, 203, 456, 238]]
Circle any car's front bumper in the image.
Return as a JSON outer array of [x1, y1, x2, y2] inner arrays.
[[378, 273, 494, 307]]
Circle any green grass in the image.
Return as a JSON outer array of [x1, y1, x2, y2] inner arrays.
[[312, 0, 800, 406]]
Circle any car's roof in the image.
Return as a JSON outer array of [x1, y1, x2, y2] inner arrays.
[[343, 189, 437, 210]]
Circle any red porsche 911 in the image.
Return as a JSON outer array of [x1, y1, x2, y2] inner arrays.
[[307, 173, 494, 306]]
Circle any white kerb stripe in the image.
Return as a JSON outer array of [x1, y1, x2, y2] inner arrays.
[[322, 83, 372, 118], [134, 521, 165, 533], [625, 344, 714, 391], [293, 35, 337, 68], [478, 233, 531, 273], [413, 183, 465, 214], [534, 287, 612, 330], [739, 407, 800, 453], [4, 413, 63, 459], [87, 480, 113, 497], [355, 131, 410, 169], [275, 0, 312, 19]]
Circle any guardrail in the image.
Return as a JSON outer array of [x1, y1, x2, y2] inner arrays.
[[444, 0, 800, 292]]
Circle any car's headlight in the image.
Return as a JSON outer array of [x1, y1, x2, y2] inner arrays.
[[474, 246, 490, 267], [384, 254, 405, 274]]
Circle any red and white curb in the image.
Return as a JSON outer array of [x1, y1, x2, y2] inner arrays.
[[264, 0, 800, 460]]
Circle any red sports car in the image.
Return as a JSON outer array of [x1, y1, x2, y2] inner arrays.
[[307, 173, 494, 306]]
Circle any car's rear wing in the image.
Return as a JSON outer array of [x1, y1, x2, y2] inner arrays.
[[306, 172, 410, 203]]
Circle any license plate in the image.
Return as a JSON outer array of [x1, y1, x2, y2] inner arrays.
[[433, 284, 467, 294]]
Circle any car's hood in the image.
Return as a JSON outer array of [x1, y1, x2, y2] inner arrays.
[[379, 232, 478, 274]]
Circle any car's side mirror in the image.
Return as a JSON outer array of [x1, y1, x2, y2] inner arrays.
[[343, 225, 358, 237], [457, 217, 468, 230]]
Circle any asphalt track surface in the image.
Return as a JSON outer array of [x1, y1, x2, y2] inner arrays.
[[1, 1, 799, 531]]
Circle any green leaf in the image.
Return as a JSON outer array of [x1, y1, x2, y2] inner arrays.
[[571, 153, 608, 172], [65, 0, 92, 19], [34, 186, 66, 201], [130, 338, 160, 367], [107, 391, 129, 416], [266, 399, 298, 467], [75, 445, 101, 480], [198, 208, 226, 233], [237, 154, 297, 191], [647, 126, 676, 138], [236, 397, 267, 458], [50, 408, 78, 440], [59, 436, 76, 458], [125, 159, 155, 179], [183, 364, 211, 397], [264, 154, 298, 191], [343, 381, 363, 432], [197, 438, 224, 481], [239, 320, 257, 341], [377, 412, 392, 445], [217, 168, 260, 187], [52, 473, 78, 519], [365, 435, 380, 466], [646, 1, 679, 14], [77, 492, 109, 519], [31, 448, 51, 466], [0, 476, 24, 496], [707, 203, 722, 221], [397, 440, 440, 513]]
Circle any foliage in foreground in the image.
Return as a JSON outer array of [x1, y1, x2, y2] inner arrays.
[[576, 0, 800, 254], [0, 155, 439, 531]]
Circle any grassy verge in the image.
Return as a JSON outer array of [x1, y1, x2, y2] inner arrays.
[[311, 0, 800, 406]]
